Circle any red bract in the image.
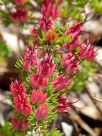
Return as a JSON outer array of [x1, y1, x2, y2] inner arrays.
[[10, 80, 26, 97], [62, 53, 79, 74], [31, 74, 48, 88], [42, 1, 60, 19], [39, 17, 54, 30], [31, 88, 47, 104], [57, 95, 75, 112], [37, 56, 55, 78], [52, 74, 71, 91], [23, 47, 38, 71], [79, 43, 96, 61], [36, 103, 48, 121], [66, 22, 82, 36], [11, 8, 28, 22], [14, 0, 26, 5], [14, 97, 32, 116], [12, 117, 29, 131]]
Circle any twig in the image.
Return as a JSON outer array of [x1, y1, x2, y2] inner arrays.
[[92, 97, 102, 103], [86, 84, 102, 116], [68, 109, 97, 136]]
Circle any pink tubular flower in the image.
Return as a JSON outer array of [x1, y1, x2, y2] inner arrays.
[[39, 17, 54, 30], [36, 103, 48, 121], [11, 8, 28, 22], [79, 43, 96, 61], [10, 80, 26, 97], [31, 88, 47, 104], [23, 47, 38, 71], [14, 97, 32, 116], [57, 95, 75, 112], [37, 56, 55, 78], [62, 53, 79, 74], [12, 117, 29, 131], [31, 74, 48, 88], [42, 1, 60, 19], [66, 22, 82, 36], [52, 74, 71, 91], [14, 0, 26, 5]]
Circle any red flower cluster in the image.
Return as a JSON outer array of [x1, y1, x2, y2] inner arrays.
[[66, 22, 82, 36], [31, 88, 47, 104], [52, 74, 71, 91], [12, 117, 29, 131], [39, 16, 54, 30], [23, 47, 38, 71], [61, 22, 97, 75], [37, 56, 55, 78], [10, 0, 98, 132], [39, 0, 60, 30], [79, 43, 97, 61], [42, 0, 60, 19], [36, 103, 49, 121], [11, 8, 28, 22], [57, 95, 75, 112], [62, 53, 79, 74], [10, 80, 32, 116], [31, 74, 48, 89]]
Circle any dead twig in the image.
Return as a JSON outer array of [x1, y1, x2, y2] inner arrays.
[[86, 84, 102, 116], [68, 109, 97, 136]]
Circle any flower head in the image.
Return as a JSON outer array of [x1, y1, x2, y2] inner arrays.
[[42, 1, 60, 19], [57, 95, 75, 112], [66, 22, 82, 36], [79, 43, 96, 61], [37, 56, 55, 78], [62, 53, 79, 74], [23, 46, 38, 71], [62, 35, 80, 52], [52, 74, 71, 91], [14, 97, 32, 116], [10, 80, 26, 97], [31, 88, 47, 104], [39, 17, 54, 30], [31, 74, 48, 88], [36, 103, 48, 121], [11, 8, 28, 22], [10, 80, 32, 116]]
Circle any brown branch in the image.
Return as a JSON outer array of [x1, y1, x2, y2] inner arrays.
[[68, 109, 97, 136]]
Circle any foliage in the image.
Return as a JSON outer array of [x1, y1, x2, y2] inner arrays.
[[0, 39, 11, 62]]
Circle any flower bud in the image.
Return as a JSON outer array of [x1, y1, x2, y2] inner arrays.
[[52, 74, 71, 91], [11, 8, 28, 22], [31, 74, 48, 88], [31, 88, 47, 104], [36, 103, 48, 121]]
